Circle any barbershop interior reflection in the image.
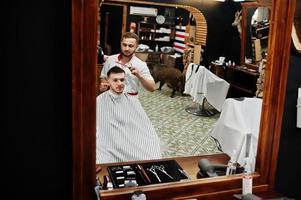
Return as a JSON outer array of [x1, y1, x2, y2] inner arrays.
[[97, 0, 269, 170]]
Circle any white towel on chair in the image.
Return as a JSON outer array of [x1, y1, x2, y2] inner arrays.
[[184, 63, 229, 111], [210, 97, 262, 168]]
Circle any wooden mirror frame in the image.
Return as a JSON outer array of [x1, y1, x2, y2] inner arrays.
[[240, 1, 272, 66], [72, 0, 296, 199]]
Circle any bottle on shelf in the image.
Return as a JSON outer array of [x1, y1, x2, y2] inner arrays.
[[227, 60, 232, 67], [155, 44, 159, 52], [242, 158, 253, 195], [226, 150, 237, 175]]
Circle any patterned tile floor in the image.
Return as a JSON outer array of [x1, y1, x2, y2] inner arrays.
[[139, 84, 222, 158]]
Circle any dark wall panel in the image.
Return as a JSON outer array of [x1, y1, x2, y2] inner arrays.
[[3, 1, 72, 199], [275, 51, 301, 199], [4, 0, 300, 199]]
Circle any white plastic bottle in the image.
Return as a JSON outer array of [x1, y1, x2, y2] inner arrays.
[[226, 150, 237, 175], [242, 160, 253, 195], [155, 44, 159, 52]]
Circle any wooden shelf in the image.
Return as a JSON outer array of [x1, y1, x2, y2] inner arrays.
[[97, 153, 231, 199], [137, 22, 175, 49]]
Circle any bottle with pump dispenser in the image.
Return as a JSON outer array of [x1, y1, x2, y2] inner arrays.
[[242, 158, 253, 195], [226, 150, 237, 175]]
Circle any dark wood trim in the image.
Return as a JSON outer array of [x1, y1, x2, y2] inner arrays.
[[72, 0, 296, 199], [97, 154, 268, 199], [72, 0, 97, 199], [102, 2, 128, 34], [260, 0, 296, 188]]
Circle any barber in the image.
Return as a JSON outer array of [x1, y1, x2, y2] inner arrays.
[[99, 32, 156, 95]]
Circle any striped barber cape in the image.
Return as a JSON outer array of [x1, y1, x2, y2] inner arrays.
[[96, 91, 162, 164]]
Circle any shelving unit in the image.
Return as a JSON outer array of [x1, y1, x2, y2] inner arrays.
[[137, 22, 175, 50]]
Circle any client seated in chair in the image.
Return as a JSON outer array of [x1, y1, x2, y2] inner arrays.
[[96, 66, 162, 164]]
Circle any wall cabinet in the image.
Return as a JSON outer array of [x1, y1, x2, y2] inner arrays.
[[209, 63, 259, 98], [226, 65, 259, 97]]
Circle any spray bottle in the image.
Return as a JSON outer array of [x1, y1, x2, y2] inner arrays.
[[242, 158, 253, 195]]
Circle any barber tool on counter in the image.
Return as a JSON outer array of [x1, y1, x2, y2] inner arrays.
[[106, 160, 189, 189], [197, 158, 227, 178]]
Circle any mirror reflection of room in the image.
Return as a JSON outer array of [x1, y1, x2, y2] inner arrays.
[[244, 6, 270, 65], [239, 2, 270, 100], [97, 0, 266, 174]]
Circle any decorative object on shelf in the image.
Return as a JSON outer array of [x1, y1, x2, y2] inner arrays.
[[177, 16, 183, 26], [130, 22, 137, 33], [136, 44, 150, 52], [256, 59, 266, 98], [143, 16, 149, 23], [232, 10, 242, 38], [156, 15, 165, 24], [160, 46, 174, 53]]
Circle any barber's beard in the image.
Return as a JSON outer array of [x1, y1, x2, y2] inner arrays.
[[121, 51, 134, 58]]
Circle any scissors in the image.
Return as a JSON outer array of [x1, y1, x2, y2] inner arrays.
[[147, 166, 161, 182], [154, 165, 174, 180]]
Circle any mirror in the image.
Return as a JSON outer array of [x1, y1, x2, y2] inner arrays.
[[240, 2, 271, 67], [72, 0, 295, 199], [97, 0, 261, 169], [97, 0, 222, 164]]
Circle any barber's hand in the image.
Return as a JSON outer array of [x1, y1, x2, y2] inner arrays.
[[128, 64, 141, 78]]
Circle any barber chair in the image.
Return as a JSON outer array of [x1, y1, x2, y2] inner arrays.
[[184, 63, 230, 117], [185, 98, 216, 117], [210, 97, 262, 170]]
